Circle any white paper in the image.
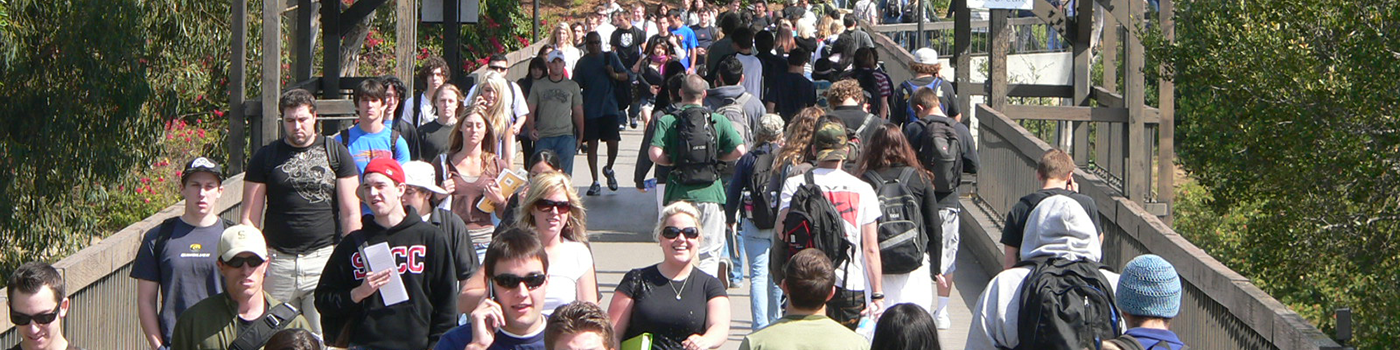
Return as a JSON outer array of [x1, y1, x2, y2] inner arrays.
[[360, 242, 410, 306]]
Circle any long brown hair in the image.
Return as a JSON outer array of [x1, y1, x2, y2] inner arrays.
[[447, 106, 499, 168], [774, 107, 825, 170], [855, 124, 931, 180]]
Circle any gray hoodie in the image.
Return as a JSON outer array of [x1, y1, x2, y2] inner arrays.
[[704, 85, 765, 146]]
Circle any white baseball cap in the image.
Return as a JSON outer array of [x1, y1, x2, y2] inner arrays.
[[547, 49, 567, 63], [218, 225, 269, 262], [402, 161, 449, 195], [913, 48, 940, 65]]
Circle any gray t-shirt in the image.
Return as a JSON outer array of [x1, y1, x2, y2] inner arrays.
[[527, 77, 583, 138], [130, 218, 227, 343]]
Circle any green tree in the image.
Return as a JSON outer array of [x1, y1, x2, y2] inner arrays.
[[1152, 0, 1400, 347]]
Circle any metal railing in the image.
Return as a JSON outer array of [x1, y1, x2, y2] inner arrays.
[[0, 174, 247, 349]]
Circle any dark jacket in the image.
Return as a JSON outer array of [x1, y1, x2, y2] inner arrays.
[[724, 142, 781, 224], [316, 209, 458, 349]]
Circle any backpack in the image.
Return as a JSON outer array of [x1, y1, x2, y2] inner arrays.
[[1012, 256, 1122, 350], [715, 92, 754, 144], [671, 106, 721, 185], [609, 52, 634, 107], [918, 115, 962, 193], [1104, 334, 1188, 350], [340, 128, 403, 162], [841, 114, 882, 174], [780, 171, 853, 277], [901, 77, 944, 125], [153, 217, 237, 268], [746, 148, 781, 230], [864, 168, 927, 274], [267, 136, 343, 174]]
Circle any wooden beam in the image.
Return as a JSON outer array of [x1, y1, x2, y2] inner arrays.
[[870, 16, 1043, 32], [338, 0, 389, 36], [989, 9, 1010, 110], [260, 0, 283, 148], [953, 82, 1075, 98], [321, 0, 343, 96], [229, 0, 248, 173], [954, 0, 972, 130], [395, 0, 416, 82], [1092, 86, 1162, 122], [1125, 0, 1150, 202], [1003, 105, 1134, 123], [244, 99, 360, 118], [1072, 0, 1094, 166], [1157, 0, 1176, 224], [293, 0, 315, 82], [1030, 0, 1071, 38], [1095, 0, 1139, 39]]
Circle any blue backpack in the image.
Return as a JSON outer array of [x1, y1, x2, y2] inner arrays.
[[901, 77, 944, 125]]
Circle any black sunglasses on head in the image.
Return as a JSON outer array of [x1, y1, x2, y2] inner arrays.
[[661, 226, 700, 239], [10, 308, 59, 326], [223, 255, 265, 268], [492, 272, 547, 290]]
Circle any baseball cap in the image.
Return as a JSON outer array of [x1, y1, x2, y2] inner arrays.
[[364, 158, 406, 184], [402, 161, 448, 195], [812, 122, 848, 162], [1117, 254, 1183, 318], [755, 114, 786, 142], [218, 225, 269, 262], [913, 48, 940, 65], [181, 157, 223, 184], [547, 50, 567, 63]]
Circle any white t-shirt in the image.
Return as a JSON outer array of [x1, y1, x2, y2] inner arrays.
[[543, 240, 594, 316], [402, 92, 440, 126], [778, 167, 881, 290], [595, 23, 617, 52]]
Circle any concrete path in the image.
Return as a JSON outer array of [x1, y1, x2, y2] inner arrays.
[[561, 126, 989, 349]]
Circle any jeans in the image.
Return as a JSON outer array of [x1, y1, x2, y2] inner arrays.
[[741, 218, 784, 330], [265, 245, 334, 334], [726, 225, 745, 284], [534, 135, 577, 176]]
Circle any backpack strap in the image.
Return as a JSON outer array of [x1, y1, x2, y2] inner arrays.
[[855, 114, 878, 139], [865, 170, 886, 185], [323, 136, 340, 170], [390, 129, 402, 161], [1103, 334, 1148, 350], [151, 217, 181, 275], [227, 302, 301, 350], [896, 167, 915, 185], [804, 169, 816, 186]]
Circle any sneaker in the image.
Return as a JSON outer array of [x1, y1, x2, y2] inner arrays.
[[603, 167, 619, 191], [587, 182, 602, 196], [631, 120, 639, 129], [935, 311, 951, 329]]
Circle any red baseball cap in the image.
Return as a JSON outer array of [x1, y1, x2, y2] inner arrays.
[[363, 158, 406, 184]]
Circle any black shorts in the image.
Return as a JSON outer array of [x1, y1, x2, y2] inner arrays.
[[582, 116, 621, 142]]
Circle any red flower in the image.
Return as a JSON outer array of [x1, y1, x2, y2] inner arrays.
[[141, 177, 150, 184], [213, 110, 225, 118], [198, 129, 206, 138]]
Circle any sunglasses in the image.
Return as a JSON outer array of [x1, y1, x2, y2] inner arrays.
[[223, 255, 265, 268], [534, 199, 572, 214], [661, 226, 700, 239], [492, 272, 547, 290], [488, 66, 509, 71], [10, 309, 59, 326]]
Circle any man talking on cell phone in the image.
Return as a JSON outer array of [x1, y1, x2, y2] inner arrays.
[[435, 228, 551, 350]]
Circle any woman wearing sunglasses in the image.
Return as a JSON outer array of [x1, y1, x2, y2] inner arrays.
[[461, 171, 597, 317], [607, 201, 730, 350]]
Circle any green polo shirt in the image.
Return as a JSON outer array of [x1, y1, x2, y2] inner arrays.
[[739, 314, 870, 350], [650, 104, 744, 205], [169, 292, 312, 350]]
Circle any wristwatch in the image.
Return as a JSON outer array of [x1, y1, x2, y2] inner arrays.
[[870, 292, 885, 300]]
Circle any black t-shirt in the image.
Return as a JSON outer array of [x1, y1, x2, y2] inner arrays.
[[616, 265, 726, 350], [637, 65, 664, 100], [418, 119, 454, 161], [691, 25, 716, 50], [246, 137, 358, 253], [612, 26, 647, 68], [1000, 188, 1102, 254], [763, 71, 817, 122]]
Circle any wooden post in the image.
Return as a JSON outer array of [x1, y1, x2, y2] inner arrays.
[[321, 0, 343, 136], [444, 0, 462, 87], [293, 0, 315, 82], [229, 0, 248, 173], [1124, 0, 1149, 202], [1157, 0, 1175, 223], [954, 0, 973, 130], [1071, 0, 1093, 166], [1099, 14, 1121, 182], [260, 0, 283, 147], [989, 9, 1010, 110], [396, 0, 417, 82]]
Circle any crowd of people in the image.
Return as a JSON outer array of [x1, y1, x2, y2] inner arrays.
[[4, 1, 1188, 350]]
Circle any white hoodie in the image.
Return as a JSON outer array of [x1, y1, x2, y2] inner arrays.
[[965, 195, 1120, 349]]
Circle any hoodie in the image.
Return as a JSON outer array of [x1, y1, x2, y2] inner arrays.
[[966, 195, 1120, 349], [704, 84, 765, 145], [316, 209, 458, 349]]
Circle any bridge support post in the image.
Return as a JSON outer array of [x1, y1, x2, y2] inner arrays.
[[396, 0, 417, 82], [988, 9, 1009, 110], [1125, 0, 1149, 202], [1071, 0, 1094, 167], [1157, 0, 1176, 223], [954, 0, 972, 131], [229, 0, 248, 173], [260, 0, 283, 148]]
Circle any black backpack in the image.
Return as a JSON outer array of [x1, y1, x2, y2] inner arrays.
[[747, 148, 781, 230], [1012, 256, 1123, 350], [671, 106, 721, 185], [781, 171, 853, 276], [841, 114, 882, 174], [918, 115, 962, 193], [864, 168, 927, 275], [884, 0, 903, 23], [1104, 334, 1188, 350]]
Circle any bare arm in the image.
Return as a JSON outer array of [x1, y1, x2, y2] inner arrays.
[[606, 292, 636, 341], [692, 296, 731, 349], [861, 221, 884, 311], [459, 269, 489, 314], [765, 101, 776, 114], [240, 181, 266, 227], [577, 264, 600, 304], [1003, 245, 1019, 270], [573, 104, 586, 146], [649, 145, 671, 166], [337, 176, 362, 235], [136, 280, 163, 350]]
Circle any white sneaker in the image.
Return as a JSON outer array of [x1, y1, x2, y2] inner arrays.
[[935, 312, 951, 329]]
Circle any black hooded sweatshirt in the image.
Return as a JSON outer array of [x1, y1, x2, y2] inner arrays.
[[316, 208, 458, 349]]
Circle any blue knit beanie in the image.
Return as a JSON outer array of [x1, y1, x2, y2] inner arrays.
[[1116, 254, 1182, 318]]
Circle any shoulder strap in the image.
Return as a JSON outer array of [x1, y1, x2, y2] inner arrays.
[[865, 170, 886, 185], [227, 302, 302, 350], [735, 92, 754, 106], [855, 114, 878, 137], [152, 217, 182, 270], [391, 129, 402, 160], [804, 170, 816, 186], [323, 136, 340, 170], [896, 167, 915, 184]]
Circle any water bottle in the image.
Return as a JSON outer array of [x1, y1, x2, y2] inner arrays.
[[741, 191, 754, 219]]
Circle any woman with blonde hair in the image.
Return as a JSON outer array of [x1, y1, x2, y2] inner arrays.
[[608, 201, 730, 350], [549, 22, 583, 75], [772, 107, 825, 174], [441, 105, 509, 265], [468, 70, 521, 164]]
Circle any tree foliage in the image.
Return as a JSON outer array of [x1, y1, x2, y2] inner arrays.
[[1152, 0, 1400, 347]]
